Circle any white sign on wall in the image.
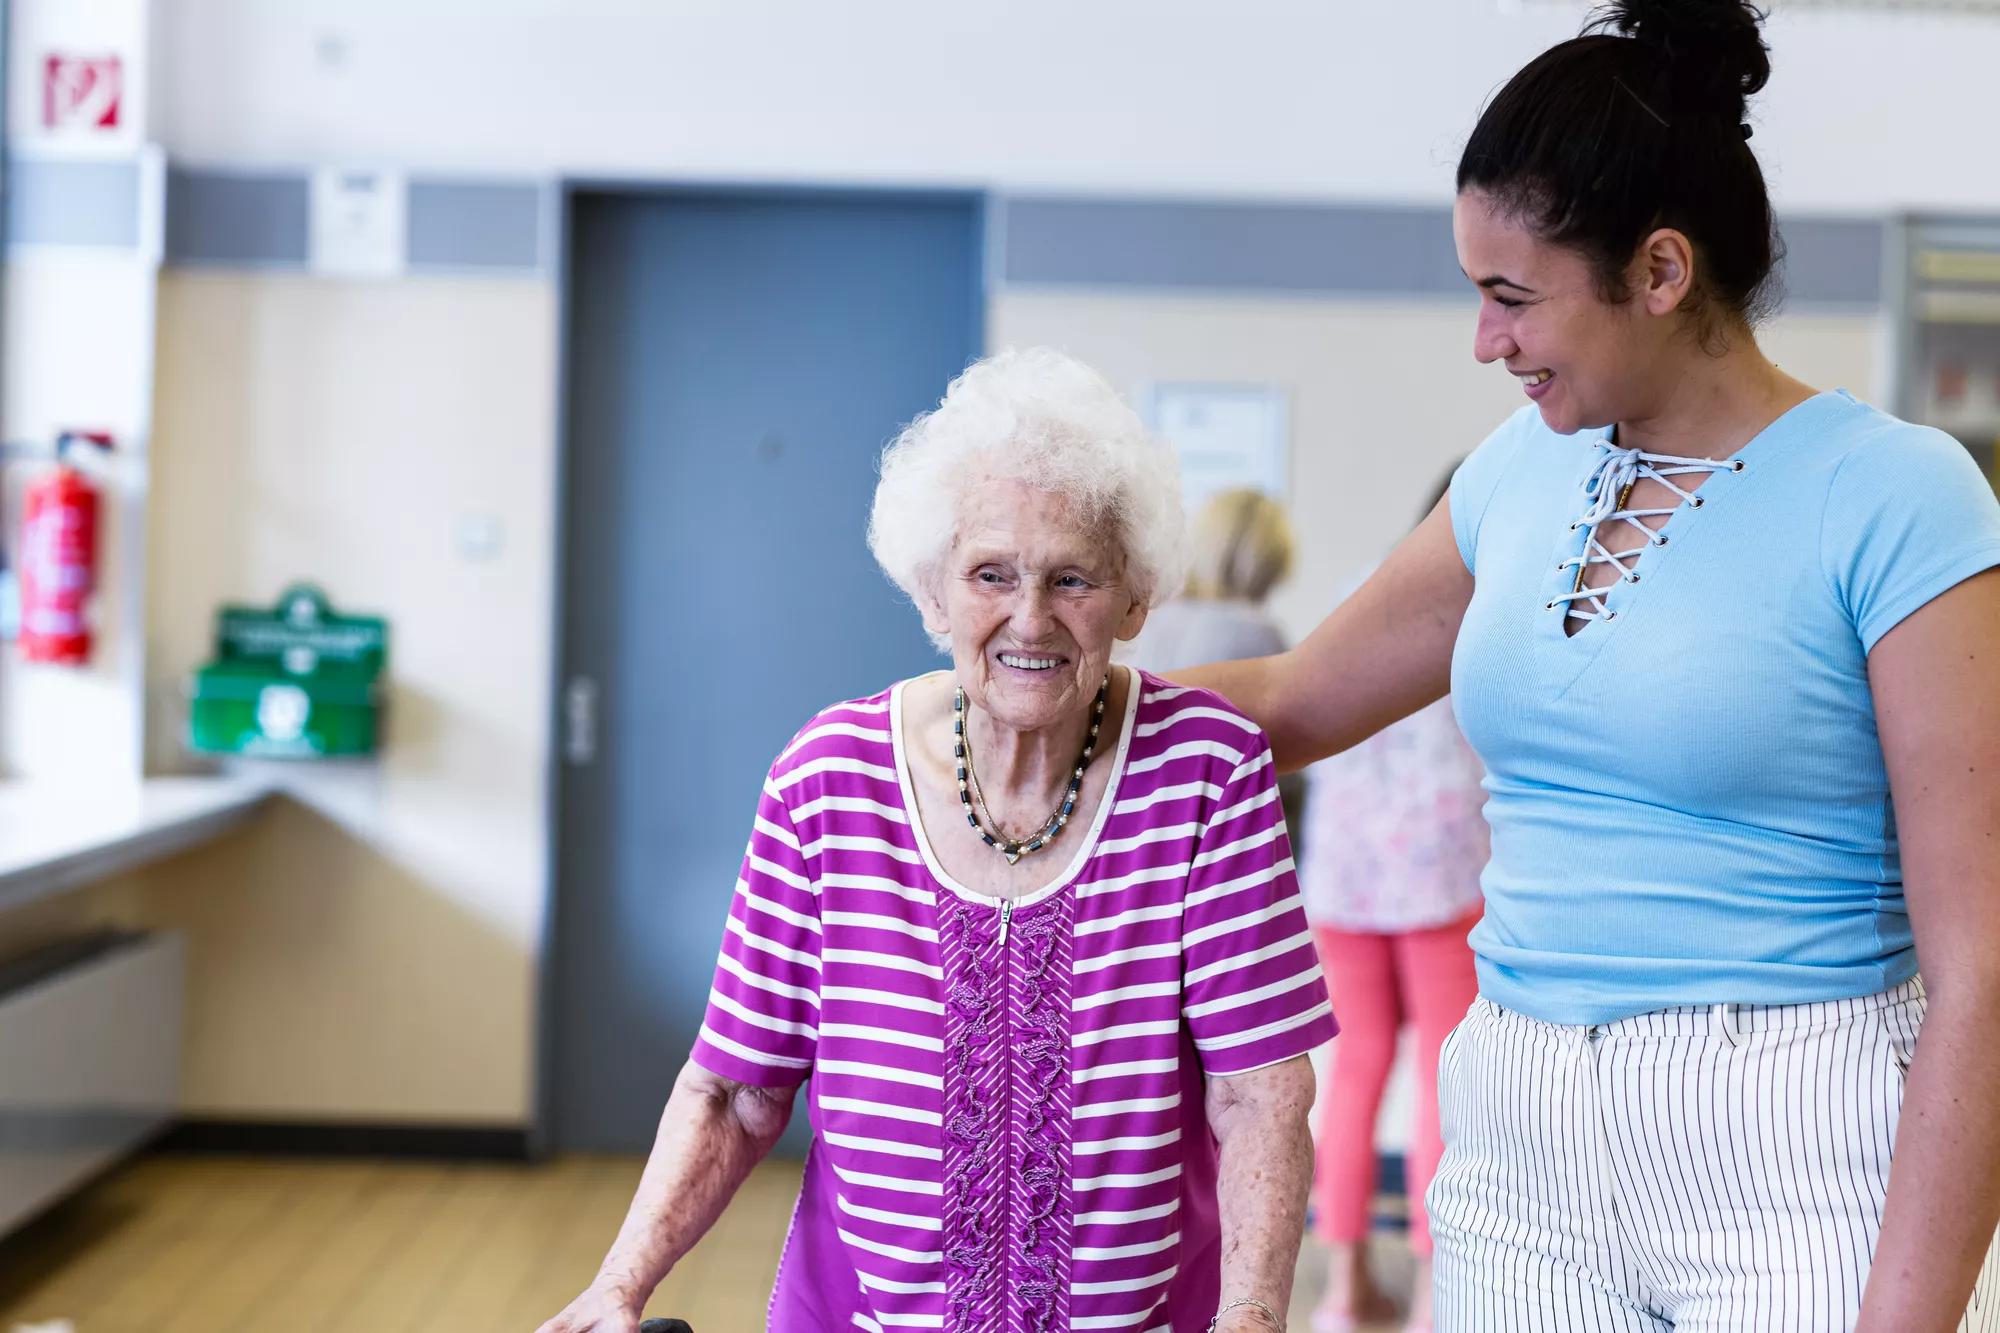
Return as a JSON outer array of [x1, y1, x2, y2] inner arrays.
[[8, 0, 150, 155], [310, 167, 409, 278], [1143, 382, 1290, 513]]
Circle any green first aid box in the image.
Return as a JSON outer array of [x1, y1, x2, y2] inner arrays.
[[188, 584, 388, 758]]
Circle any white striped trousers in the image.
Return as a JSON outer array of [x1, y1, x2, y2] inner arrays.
[[1427, 977, 2000, 1330]]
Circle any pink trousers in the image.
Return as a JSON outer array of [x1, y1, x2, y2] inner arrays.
[[1311, 909, 1481, 1257]]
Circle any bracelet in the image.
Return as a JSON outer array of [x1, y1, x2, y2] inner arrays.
[[1208, 1296, 1282, 1331]]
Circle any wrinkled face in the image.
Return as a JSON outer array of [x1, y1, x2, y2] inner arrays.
[[1453, 188, 1673, 436], [925, 479, 1148, 736]]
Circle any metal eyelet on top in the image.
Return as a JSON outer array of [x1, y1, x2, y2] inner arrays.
[[1690, 496, 1705, 508], [1625, 572, 1640, 583], [1732, 460, 1746, 472], [1604, 611, 1618, 620], [1652, 534, 1669, 547]]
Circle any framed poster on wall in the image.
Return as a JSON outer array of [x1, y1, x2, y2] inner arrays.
[[1141, 382, 1290, 511]]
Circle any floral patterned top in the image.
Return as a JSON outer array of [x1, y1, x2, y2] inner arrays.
[[1298, 572, 1489, 932]]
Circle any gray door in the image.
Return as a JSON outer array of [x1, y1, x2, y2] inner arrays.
[[548, 188, 982, 1151]]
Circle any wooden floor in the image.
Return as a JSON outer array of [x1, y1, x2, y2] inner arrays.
[[0, 1155, 1411, 1331]]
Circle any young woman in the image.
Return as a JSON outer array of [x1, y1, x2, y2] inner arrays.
[[1182, 3, 2000, 1327]]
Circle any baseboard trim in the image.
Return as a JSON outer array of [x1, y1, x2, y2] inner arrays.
[[152, 1119, 534, 1161]]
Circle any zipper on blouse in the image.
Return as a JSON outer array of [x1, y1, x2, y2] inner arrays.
[[997, 895, 1016, 1326]]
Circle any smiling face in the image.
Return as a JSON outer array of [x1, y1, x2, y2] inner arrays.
[[923, 479, 1148, 736], [1453, 188, 1691, 436]]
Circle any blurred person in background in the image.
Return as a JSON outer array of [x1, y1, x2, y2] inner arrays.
[[1126, 487, 1296, 670], [1296, 465, 1485, 1333], [1124, 487, 1306, 835]]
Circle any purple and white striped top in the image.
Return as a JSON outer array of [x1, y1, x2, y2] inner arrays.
[[691, 669, 1337, 1332]]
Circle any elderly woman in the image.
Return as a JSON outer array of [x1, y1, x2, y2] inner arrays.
[[538, 347, 1336, 1333]]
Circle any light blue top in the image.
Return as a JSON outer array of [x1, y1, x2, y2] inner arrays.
[[1449, 390, 2000, 1025]]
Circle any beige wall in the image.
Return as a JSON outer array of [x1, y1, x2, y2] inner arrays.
[[993, 290, 1885, 642], [120, 270, 557, 1122]]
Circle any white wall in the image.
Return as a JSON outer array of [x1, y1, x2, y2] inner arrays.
[[155, 1, 1994, 213]]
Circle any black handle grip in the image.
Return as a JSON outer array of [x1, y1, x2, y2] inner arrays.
[[639, 1321, 692, 1333]]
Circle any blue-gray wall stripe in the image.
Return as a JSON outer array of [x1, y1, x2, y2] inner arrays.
[[407, 180, 544, 271], [5, 163, 1887, 306], [165, 168, 309, 267], [160, 169, 545, 273], [1000, 197, 1464, 297], [1001, 195, 1885, 307], [1776, 217, 1884, 307], [6, 158, 141, 248]]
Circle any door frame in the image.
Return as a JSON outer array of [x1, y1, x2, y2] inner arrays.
[[530, 180, 990, 1155]]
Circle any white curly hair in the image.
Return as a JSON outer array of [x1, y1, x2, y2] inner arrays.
[[868, 348, 1189, 651]]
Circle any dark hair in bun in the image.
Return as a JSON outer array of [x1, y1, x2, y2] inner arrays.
[[1457, 1, 1783, 339]]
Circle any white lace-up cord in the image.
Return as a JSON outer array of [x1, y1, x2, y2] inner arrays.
[[1552, 443, 1741, 624]]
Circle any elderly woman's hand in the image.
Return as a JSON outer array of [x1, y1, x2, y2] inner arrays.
[[531, 1060, 799, 1333], [533, 1277, 644, 1333]]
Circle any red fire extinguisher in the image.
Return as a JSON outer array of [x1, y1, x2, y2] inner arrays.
[[19, 431, 111, 665]]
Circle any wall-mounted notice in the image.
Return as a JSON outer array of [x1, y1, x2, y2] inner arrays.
[[9, 0, 149, 154], [310, 167, 409, 278], [1142, 382, 1290, 511]]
